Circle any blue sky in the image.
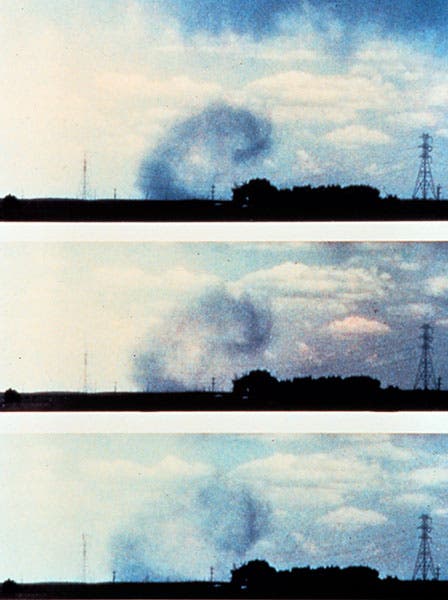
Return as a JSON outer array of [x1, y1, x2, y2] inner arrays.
[[3, 241, 448, 392], [2, 1, 448, 199], [1, 433, 447, 582]]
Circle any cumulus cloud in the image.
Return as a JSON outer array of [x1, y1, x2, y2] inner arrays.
[[325, 125, 391, 146], [409, 466, 448, 486], [234, 451, 382, 491], [319, 506, 387, 529], [248, 70, 394, 116], [328, 316, 390, 337], [396, 492, 433, 506], [426, 275, 448, 297], [235, 262, 392, 301]]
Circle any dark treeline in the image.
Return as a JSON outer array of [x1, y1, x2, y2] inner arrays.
[[231, 560, 382, 594], [2, 560, 448, 598], [2, 371, 448, 411], [2, 180, 448, 220]]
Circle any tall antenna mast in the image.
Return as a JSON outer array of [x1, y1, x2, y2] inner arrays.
[[413, 514, 437, 580], [413, 133, 437, 200], [83, 351, 88, 393], [82, 153, 88, 200], [414, 324, 437, 390], [82, 533, 87, 583]]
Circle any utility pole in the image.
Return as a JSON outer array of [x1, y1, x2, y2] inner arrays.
[[211, 184, 215, 202], [211, 377, 216, 393], [413, 133, 437, 200], [210, 566, 214, 583], [414, 324, 437, 391], [413, 514, 437, 580]]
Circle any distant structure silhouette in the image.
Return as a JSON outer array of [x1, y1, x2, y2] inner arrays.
[[413, 133, 437, 200], [414, 324, 437, 390], [413, 514, 437, 580]]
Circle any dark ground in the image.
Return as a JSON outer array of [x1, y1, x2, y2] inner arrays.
[[1, 385, 448, 411], [3, 196, 448, 221], [2, 579, 447, 599]]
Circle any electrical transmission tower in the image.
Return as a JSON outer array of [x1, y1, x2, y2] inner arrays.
[[413, 133, 437, 200], [414, 324, 437, 390], [413, 514, 437, 580]]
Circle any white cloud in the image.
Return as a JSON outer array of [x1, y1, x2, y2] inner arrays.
[[234, 452, 381, 488], [405, 303, 434, 317], [355, 438, 415, 462], [426, 275, 448, 297], [328, 316, 390, 336], [247, 69, 395, 114], [388, 110, 440, 128], [319, 506, 387, 529], [409, 466, 448, 487], [325, 125, 391, 146], [235, 262, 392, 301], [395, 492, 433, 506], [296, 148, 326, 176]]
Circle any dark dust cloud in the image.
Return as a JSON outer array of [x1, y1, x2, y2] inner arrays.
[[138, 103, 273, 200], [110, 479, 272, 581], [197, 482, 272, 555], [133, 288, 273, 391]]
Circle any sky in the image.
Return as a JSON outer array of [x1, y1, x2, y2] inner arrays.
[[1, 433, 447, 583], [3, 241, 448, 392], [2, 0, 448, 199]]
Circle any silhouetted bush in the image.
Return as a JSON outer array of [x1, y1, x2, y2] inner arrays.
[[3, 389, 20, 404], [231, 560, 276, 590], [232, 178, 278, 209], [2, 579, 18, 597]]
